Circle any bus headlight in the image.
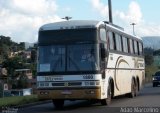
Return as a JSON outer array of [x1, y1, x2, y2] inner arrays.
[[85, 90, 95, 94], [38, 82, 50, 87], [83, 81, 100, 86], [40, 91, 49, 95]]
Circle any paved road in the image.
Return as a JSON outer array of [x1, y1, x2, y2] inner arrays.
[[18, 83, 160, 113]]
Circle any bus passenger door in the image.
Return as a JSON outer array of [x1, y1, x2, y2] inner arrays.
[[99, 27, 109, 98], [100, 43, 108, 79], [100, 43, 108, 98], [99, 27, 109, 79]]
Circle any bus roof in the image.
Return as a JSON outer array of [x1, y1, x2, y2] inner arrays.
[[39, 20, 103, 31], [105, 22, 142, 41], [39, 20, 142, 41]]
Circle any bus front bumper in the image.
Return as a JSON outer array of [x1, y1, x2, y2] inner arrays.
[[37, 87, 101, 100]]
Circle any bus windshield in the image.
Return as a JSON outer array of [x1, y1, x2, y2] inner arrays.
[[38, 29, 97, 45], [38, 44, 100, 72]]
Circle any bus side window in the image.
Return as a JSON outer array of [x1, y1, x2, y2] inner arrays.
[[108, 31, 114, 50], [100, 28, 107, 42], [134, 40, 138, 55], [122, 36, 128, 53], [138, 42, 143, 55], [112, 32, 117, 50], [141, 43, 144, 55], [137, 41, 140, 55], [120, 36, 124, 52], [127, 38, 130, 53], [129, 39, 134, 54], [132, 40, 135, 54], [115, 33, 122, 52]]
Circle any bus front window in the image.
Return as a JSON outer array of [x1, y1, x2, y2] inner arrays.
[[67, 44, 99, 71], [38, 46, 65, 72], [38, 44, 100, 72]]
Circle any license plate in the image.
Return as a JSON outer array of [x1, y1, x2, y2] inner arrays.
[[44, 76, 63, 81], [61, 90, 72, 95]]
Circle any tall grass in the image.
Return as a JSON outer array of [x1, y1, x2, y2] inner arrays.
[[0, 95, 38, 107]]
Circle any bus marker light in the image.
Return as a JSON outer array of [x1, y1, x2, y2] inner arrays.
[[61, 90, 72, 95], [85, 90, 95, 94], [44, 92, 49, 95], [90, 91, 95, 94]]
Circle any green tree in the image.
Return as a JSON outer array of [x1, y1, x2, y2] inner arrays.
[[0, 56, 3, 64], [17, 74, 28, 89], [0, 82, 3, 97], [145, 54, 154, 66], [0, 44, 10, 59], [153, 49, 160, 56], [0, 35, 15, 62], [30, 63, 37, 78], [2, 56, 27, 76], [144, 47, 154, 54], [0, 35, 25, 63], [2, 56, 29, 89], [31, 49, 37, 63], [144, 47, 154, 66], [0, 35, 12, 46], [18, 42, 25, 50]]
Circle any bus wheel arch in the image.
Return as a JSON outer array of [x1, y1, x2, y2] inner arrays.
[[128, 77, 136, 98], [110, 78, 114, 98], [100, 77, 114, 105], [108, 77, 114, 98]]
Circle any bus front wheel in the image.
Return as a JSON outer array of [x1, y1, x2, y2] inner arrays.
[[101, 83, 112, 105], [52, 99, 64, 109]]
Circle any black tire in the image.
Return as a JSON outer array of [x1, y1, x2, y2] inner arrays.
[[101, 83, 112, 105], [52, 99, 64, 109], [128, 80, 136, 98], [135, 80, 138, 97], [153, 83, 156, 87], [89, 99, 97, 104]]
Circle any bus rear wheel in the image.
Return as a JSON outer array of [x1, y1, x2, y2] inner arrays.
[[52, 99, 64, 109], [135, 80, 139, 97], [128, 80, 136, 98], [101, 83, 111, 105]]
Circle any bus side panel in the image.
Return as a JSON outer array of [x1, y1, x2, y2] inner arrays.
[[106, 52, 144, 97]]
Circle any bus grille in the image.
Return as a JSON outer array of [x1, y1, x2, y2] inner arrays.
[[52, 82, 82, 87]]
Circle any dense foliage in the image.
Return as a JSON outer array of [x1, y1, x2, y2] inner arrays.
[[0, 35, 25, 63], [0, 35, 37, 89]]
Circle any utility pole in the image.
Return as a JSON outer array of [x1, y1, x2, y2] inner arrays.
[[62, 16, 72, 21], [108, 0, 113, 23], [130, 23, 136, 35]]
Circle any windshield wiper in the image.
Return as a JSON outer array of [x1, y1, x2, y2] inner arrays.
[[52, 55, 63, 71], [68, 55, 80, 71]]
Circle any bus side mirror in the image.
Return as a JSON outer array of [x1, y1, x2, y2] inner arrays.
[[100, 44, 108, 59], [101, 48, 106, 59]]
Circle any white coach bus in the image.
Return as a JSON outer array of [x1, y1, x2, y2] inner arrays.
[[36, 20, 145, 108]]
